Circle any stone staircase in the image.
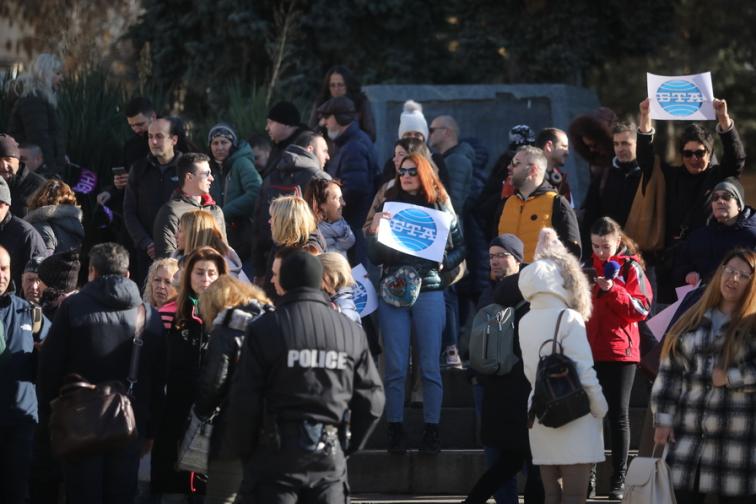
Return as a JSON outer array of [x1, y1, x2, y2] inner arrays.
[[349, 368, 652, 501]]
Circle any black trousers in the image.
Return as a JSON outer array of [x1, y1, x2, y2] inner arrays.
[[594, 361, 636, 478], [242, 446, 348, 504]]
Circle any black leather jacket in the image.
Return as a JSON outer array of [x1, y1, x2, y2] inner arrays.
[[195, 301, 272, 459]]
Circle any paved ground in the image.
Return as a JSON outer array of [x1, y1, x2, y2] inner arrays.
[[352, 495, 621, 503]]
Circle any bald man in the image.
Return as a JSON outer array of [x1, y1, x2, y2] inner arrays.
[[428, 115, 475, 215]]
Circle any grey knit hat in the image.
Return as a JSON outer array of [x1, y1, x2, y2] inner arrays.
[[208, 123, 238, 147], [0, 177, 11, 206], [711, 177, 745, 210], [489, 234, 524, 263]]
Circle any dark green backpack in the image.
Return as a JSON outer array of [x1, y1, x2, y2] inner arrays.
[[469, 301, 526, 375]]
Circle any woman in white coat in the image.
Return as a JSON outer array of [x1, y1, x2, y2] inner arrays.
[[518, 228, 608, 504]]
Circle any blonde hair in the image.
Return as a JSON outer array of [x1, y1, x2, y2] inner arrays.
[[269, 195, 317, 247], [319, 252, 355, 294], [662, 249, 756, 368], [142, 258, 179, 307], [198, 274, 271, 329], [179, 210, 229, 255], [14, 53, 62, 105]]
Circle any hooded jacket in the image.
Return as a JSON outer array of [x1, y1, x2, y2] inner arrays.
[[674, 206, 756, 284], [518, 255, 608, 465], [220, 141, 262, 220], [253, 145, 330, 277], [9, 165, 46, 218], [36, 275, 166, 436], [586, 251, 652, 363], [24, 204, 85, 254], [153, 191, 226, 258]]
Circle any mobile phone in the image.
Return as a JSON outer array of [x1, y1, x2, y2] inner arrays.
[[112, 166, 127, 176]]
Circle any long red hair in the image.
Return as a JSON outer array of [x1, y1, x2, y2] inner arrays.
[[396, 153, 449, 205]]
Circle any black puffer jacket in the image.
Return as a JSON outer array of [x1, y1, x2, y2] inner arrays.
[[366, 192, 466, 292], [9, 166, 46, 218], [8, 93, 66, 176], [36, 275, 166, 436], [24, 204, 85, 254], [0, 212, 47, 293], [195, 301, 273, 460]]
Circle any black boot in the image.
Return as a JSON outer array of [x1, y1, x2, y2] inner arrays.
[[608, 471, 626, 500], [387, 422, 407, 454], [419, 423, 441, 454], [586, 464, 597, 498]]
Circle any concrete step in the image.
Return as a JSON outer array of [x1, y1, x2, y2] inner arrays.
[[367, 407, 477, 450], [348, 449, 636, 496], [352, 497, 619, 503], [369, 404, 648, 451]]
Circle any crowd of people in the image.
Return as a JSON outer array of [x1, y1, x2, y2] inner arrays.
[[1, 51, 755, 504]]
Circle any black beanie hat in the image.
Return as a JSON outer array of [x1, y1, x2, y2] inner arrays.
[[268, 101, 301, 127], [489, 234, 525, 263], [38, 250, 81, 293], [0, 134, 19, 159], [280, 250, 323, 291]]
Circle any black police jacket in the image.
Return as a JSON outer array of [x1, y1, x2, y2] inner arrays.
[[223, 287, 384, 458]]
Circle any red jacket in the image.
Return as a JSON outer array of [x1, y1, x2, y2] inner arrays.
[[586, 251, 652, 363]]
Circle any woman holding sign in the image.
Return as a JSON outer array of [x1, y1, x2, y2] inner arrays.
[[367, 153, 466, 454]]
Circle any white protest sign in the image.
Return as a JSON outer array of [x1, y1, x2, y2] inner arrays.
[[377, 202, 452, 262], [646, 282, 699, 341], [647, 72, 715, 121], [351, 264, 378, 317]]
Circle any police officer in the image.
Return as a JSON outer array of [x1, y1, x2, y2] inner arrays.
[[224, 249, 385, 503]]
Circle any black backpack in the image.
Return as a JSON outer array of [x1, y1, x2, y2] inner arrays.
[[530, 310, 591, 428], [469, 300, 527, 376]]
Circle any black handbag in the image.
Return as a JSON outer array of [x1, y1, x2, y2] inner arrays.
[[49, 304, 147, 458], [530, 310, 591, 428]]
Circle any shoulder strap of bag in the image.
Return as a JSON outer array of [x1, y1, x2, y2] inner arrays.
[[551, 309, 567, 354], [127, 303, 147, 396]]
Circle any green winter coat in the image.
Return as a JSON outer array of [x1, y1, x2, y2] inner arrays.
[[221, 141, 262, 219]]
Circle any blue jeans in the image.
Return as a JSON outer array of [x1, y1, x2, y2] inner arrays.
[[380, 290, 445, 423], [442, 286, 460, 348]]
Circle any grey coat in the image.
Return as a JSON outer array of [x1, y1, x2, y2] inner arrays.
[[24, 204, 85, 254]]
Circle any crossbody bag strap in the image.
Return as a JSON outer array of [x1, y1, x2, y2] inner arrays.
[[127, 303, 147, 396]]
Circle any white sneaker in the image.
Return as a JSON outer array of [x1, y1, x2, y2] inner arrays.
[[443, 345, 463, 369]]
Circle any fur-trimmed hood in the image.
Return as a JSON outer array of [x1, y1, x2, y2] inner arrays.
[[518, 228, 592, 320]]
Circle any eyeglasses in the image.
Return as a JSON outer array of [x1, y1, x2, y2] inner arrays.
[[711, 192, 735, 202], [682, 149, 707, 159], [398, 167, 418, 177], [489, 253, 512, 260], [429, 126, 447, 135], [194, 170, 213, 178], [723, 265, 753, 282]]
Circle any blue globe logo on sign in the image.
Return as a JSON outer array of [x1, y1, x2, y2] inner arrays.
[[656, 80, 704, 116], [390, 209, 437, 252], [353, 281, 368, 314]]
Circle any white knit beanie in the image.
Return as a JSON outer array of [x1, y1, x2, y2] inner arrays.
[[398, 100, 429, 141]]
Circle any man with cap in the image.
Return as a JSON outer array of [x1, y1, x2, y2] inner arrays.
[[318, 96, 379, 265], [675, 177, 756, 287], [225, 249, 384, 503], [263, 101, 307, 178], [36, 248, 81, 319], [0, 245, 51, 504], [0, 176, 48, 293], [0, 133, 46, 218], [465, 233, 544, 504]]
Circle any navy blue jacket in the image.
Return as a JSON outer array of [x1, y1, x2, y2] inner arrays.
[[326, 121, 379, 238], [0, 292, 50, 425], [674, 207, 756, 285], [37, 275, 166, 437]]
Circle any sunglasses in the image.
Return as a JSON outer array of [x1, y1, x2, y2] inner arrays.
[[682, 149, 707, 159], [398, 167, 418, 177], [711, 192, 735, 202]]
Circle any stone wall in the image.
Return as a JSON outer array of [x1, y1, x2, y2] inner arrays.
[[363, 84, 601, 206]]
